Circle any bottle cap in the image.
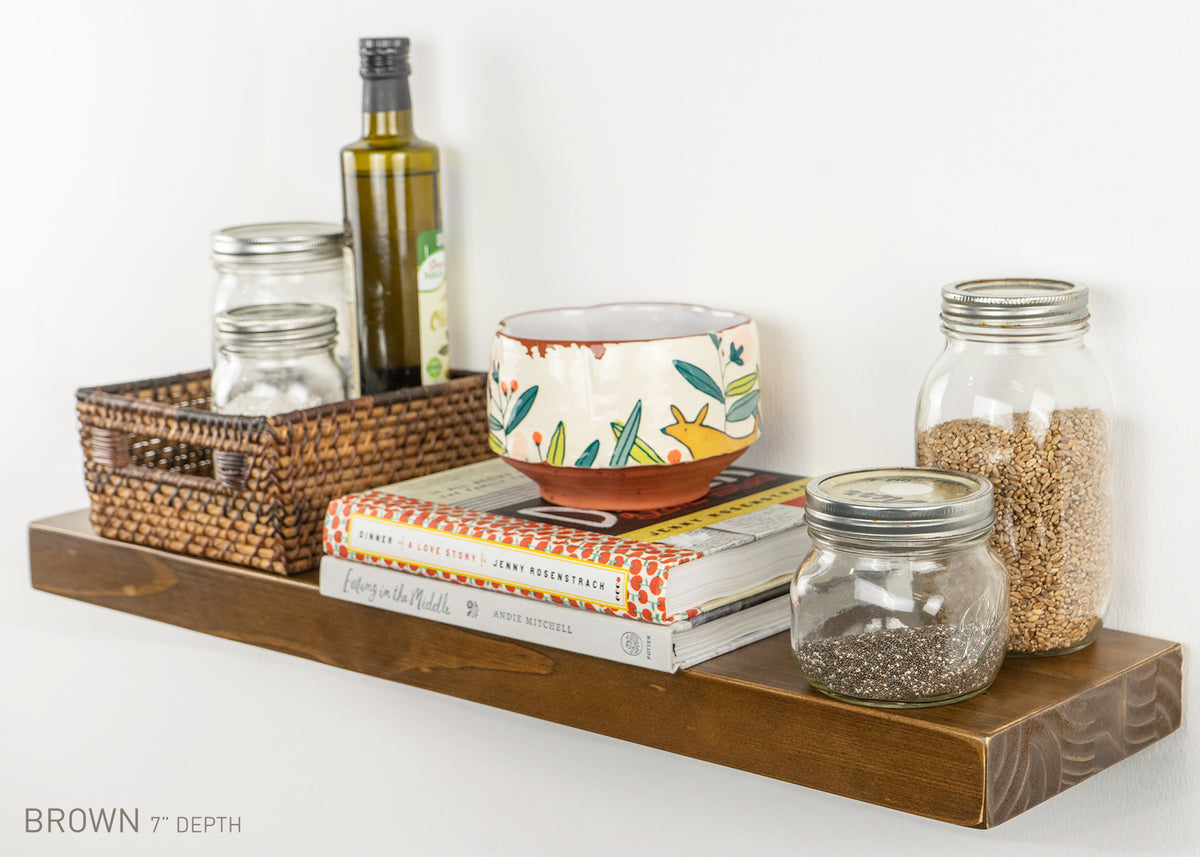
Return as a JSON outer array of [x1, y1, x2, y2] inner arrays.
[[359, 37, 410, 78]]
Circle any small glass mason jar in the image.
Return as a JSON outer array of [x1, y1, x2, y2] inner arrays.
[[790, 468, 1009, 708], [212, 222, 360, 398], [915, 279, 1114, 656], [211, 303, 348, 416]]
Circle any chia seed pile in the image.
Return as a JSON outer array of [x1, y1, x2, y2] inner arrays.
[[795, 624, 1007, 703]]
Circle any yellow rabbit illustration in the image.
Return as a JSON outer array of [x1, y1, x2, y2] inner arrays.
[[662, 404, 759, 460]]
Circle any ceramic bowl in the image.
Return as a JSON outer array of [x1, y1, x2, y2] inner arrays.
[[488, 302, 762, 510]]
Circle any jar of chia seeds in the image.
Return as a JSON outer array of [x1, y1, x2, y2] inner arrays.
[[915, 279, 1114, 656], [790, 467, 1008, 708]]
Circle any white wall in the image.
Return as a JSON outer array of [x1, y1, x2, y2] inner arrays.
[[2, 1, 1195, 854]]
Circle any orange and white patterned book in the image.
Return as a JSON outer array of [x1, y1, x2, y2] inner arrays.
[[322, 458, 808, 624]]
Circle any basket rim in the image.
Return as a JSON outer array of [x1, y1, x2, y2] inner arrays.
[[76, 367, 486, 427]]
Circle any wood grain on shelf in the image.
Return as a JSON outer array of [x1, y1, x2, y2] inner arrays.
[[28, 510, 1182, 828]]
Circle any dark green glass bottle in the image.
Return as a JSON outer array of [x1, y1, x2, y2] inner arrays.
[[342, 37, 448, 393]]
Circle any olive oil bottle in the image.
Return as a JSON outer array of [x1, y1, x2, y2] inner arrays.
[[342, 37, 448, 393]]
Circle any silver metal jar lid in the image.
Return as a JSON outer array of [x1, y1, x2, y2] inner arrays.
[[215, 303, 338, 355], [211, 222, 346, 261], [940, 278, 1090, 336], [804, 467, 994, 543]]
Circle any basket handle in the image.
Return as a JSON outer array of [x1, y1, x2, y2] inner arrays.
[[89, 426, 132, 469], [86, 424, 252, 492]]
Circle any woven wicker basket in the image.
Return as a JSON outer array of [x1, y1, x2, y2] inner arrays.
[[77, 369, 492, 575]]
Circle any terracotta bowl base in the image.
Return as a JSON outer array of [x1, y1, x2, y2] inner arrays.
[[502, 450, 748, 511]]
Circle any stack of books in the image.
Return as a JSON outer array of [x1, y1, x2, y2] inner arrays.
[[319, 458, 810, 672]]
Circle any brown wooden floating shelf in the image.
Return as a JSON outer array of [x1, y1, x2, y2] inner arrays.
[[29, 510, 1182, 829]]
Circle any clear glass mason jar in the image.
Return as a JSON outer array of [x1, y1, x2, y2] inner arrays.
[[212, 222, 360, 398], [915, 279, 1114, 656], [211, 303, 348, 416], [790, 468, 1009, 708]]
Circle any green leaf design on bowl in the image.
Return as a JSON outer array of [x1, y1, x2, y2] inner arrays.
[[574, 440, 600, 467], [505, 385, 539, 433], [673, 360, 724, 402], [611, 420, 666, 464], [726, 390, 760, 424], [609, 400, 642, 466], [547, 421, 567, 466], [725, 370, 759, 397]]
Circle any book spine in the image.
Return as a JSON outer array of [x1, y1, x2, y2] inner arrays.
[[324, 497, 680, 622], [319, 555, 679, 672]]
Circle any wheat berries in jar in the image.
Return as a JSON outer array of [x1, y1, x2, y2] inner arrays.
[[790, 468, 1009, 708], [916, 279, 1114, 656]]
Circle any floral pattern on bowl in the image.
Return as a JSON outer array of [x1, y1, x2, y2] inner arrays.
[[487, 303, 762, 479]]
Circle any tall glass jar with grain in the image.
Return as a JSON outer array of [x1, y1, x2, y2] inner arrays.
[[915, 279, 1114, 656]]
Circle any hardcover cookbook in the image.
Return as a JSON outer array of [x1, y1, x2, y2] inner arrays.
[[323, 458, 809, 623]]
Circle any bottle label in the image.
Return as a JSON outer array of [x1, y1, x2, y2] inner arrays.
[[416, 230, 449, 384]]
